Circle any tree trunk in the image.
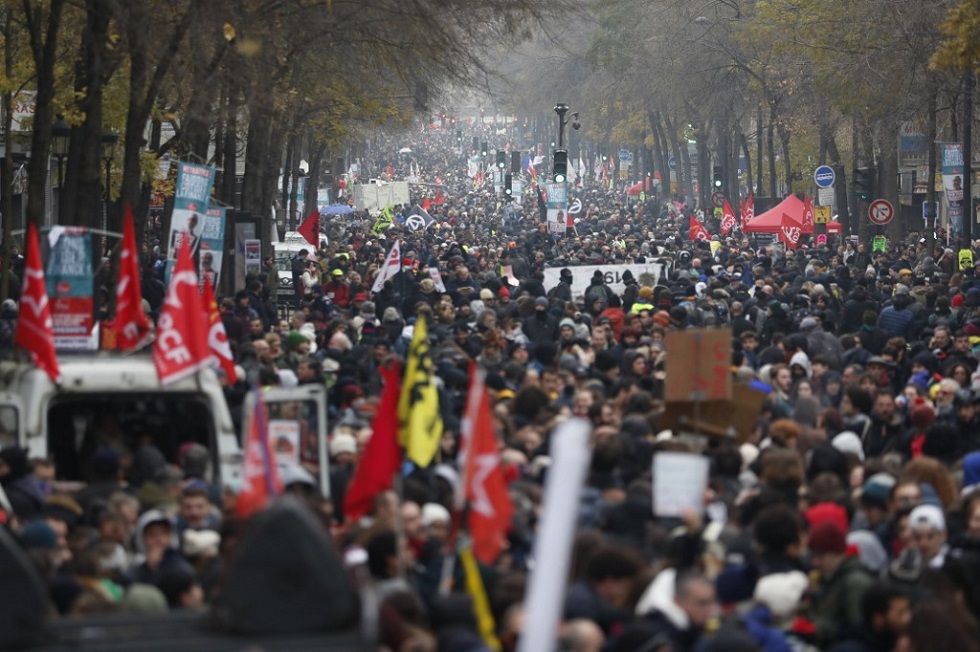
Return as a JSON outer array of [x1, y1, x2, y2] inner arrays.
[[23, 0, 65, 228], [778, 123, 792, 196], [756, 102, 764, 196], [1, 8, 15, 303], [740, 132, 753, 201], [767, 107, 777, 198], [927, 81, 938, 248], [826, 134, 850, 235]]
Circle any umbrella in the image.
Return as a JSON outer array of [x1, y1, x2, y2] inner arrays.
[[398, 147, 413, 154], [320, 204, 353, 215]]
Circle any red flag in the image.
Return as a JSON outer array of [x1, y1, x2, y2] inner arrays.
[[779, 213, 803, 250], [14, 222, 60, 383], [343, 361, 403, 522], [689, 215, 710, 242], [296, 208, 320, 247], [236, 386, 282, 519], [201, 276, 237, 384], [460, 365, 514, 564], [802, 194, 815, 234], [741, 193, 754, 229], [721, 199, 738, 235], [422, 197, 432, 212], [116, 205, 151, 351], [434, 189, 445, 205], [153, 238, 209, 385]]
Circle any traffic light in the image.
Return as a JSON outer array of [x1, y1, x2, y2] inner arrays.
[[504, 173, 513, 198], [553, 149, 568, 183], [496, 150, 506, 169], [713, 165, 723, 189], [456, 129, 462, 143], [511, 151, 521, 174], [481, 141, 489, 157], [472, 136, 479, 152], [851, 167, 874, 201]]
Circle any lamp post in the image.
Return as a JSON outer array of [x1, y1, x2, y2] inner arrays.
[[553, 103, 580, 184], [51, 117, 70, 222]]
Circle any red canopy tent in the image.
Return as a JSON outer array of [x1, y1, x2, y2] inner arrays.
[[743, 194, 813, 233]]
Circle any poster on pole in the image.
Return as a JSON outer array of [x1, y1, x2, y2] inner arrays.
[[197, 205, 226, 290], [45, 227, 96, 351], [940, 142, 965, 237], [167, 162, 216, 259], [544, 181, 568, 235]]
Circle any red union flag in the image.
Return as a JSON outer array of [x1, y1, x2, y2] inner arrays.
[[153, 238, 209, 385], [116, 205, 151, 351], [371, 239, 401, 294], [779, 213, 802, 250], [802, 194, 815, 233], [689, 215, 710, 241], [14, 222, 60, 383], [741, 193, 754, 229], [721, 199, 738, 235], [460, 364, 513, 564], [201, 275, 237, 384], [236, 386, 282, 519]]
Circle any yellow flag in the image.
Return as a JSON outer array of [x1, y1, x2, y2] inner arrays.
[[371, 205, 394, 236], [461, 545, 501, 651], [397, 315, 443, 467]]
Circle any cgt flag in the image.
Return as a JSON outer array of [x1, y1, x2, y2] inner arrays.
[[371, 205, 395, 236], [779, 213, 803, 250], [740, 193, 754, 229], [689, 215, 710, 241], [15, 222, 60, 383], [721, 198, 738, 235], [153, 238, 209, 385], [201, 276, 237, 384], [398, 315, 443, 467], [802, 194, 815, 234], [115, 205, 151, 351]]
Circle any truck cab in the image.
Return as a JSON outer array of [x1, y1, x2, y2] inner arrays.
[[0, 355, 242, 487]]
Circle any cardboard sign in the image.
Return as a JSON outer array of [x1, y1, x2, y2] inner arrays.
[[664, 328, 732, 402], [653, 452, 709, 517], [660, 383, 767, 443]]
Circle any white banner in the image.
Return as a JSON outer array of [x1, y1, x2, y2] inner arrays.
[[543, 263, 663, 299]]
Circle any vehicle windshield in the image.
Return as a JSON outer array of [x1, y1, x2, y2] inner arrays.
[[47, 393, 215, 482]]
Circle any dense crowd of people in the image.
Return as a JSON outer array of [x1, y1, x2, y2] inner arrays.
[[3, 127, 980, 652]]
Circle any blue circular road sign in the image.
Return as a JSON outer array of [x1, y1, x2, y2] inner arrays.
[[814, 165, 836, 188], [668, 155, 677, 171]]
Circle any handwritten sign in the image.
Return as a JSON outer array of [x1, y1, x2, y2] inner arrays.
[[664, 328, 732, 402], [653, 452, 709, 517]]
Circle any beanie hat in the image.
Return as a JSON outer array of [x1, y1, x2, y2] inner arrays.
[[382, 307, 401, 323], [753, 571, 809, 619], [638, 286, 654, 300], [804, 502, 849, 534], [285, 330, 307, 350], [422, 503, 450, 527], [479, 288, 494, 301], [831, 431, 864, 461], [860, 473, 896, 509], [360, 301, 377, 319], [559, 318, 575, 330], [20, 520, 58, 550], [419, 278, 436, 294], [330, 434, 357, 457], [653, 310, 671, 328], [847, 530, 888, 573], [808, 521, 847, 555], [498, 286, 510, 299], [121, 584, 169, 615], [952, 294, 965, 308], [909, 403, 936, 430]]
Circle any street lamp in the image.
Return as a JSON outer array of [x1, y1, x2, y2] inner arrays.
[[51, 116, 70, 219], [101, 131, 117, 231], [553, 102, 580, 183]]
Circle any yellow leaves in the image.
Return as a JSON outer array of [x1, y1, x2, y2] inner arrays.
[[223, 23, 236, 42], [235, 38, 263, 57], [930, 0, 980, 73]]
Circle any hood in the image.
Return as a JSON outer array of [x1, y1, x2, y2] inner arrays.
[[135, 509, 176, 555], [634, 567, 691, 630], [789, 351, 811, 379]]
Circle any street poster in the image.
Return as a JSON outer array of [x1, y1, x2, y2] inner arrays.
[[168, 161, 216, 259], [940, 142, 965, 237], [45, 227, 96, 351], [544, 181, 568, 236], [197, 205, 226, 290]]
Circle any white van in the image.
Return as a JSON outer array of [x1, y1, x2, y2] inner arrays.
[[0, 355, 243, 487]]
